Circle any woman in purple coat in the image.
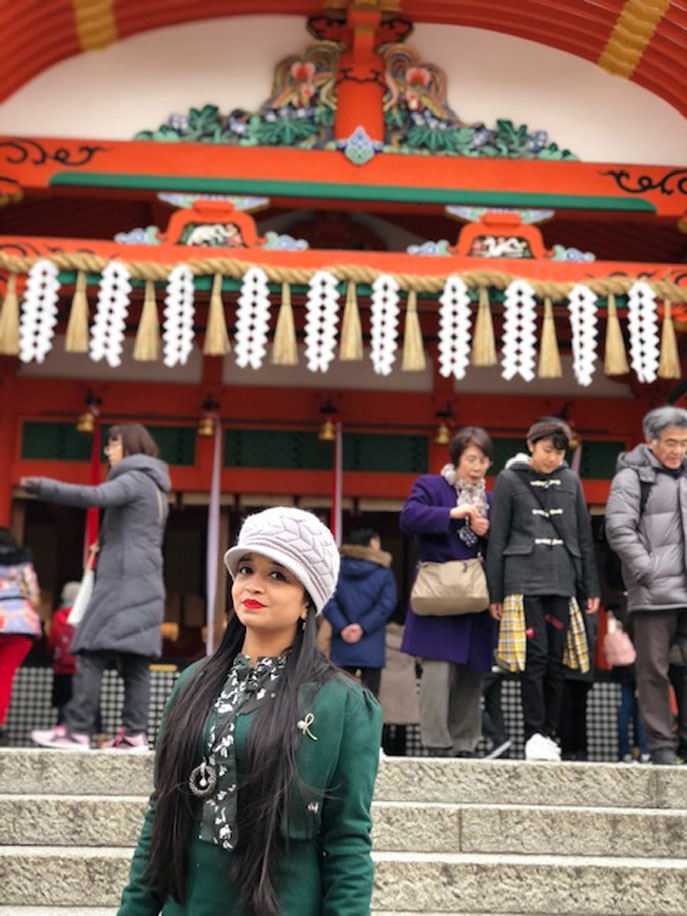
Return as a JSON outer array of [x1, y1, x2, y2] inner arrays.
[[401, 427, 496, 756]]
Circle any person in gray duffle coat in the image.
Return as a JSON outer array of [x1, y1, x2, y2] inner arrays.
[[606, 406, 687, 765], [23, 423, 170, 752]]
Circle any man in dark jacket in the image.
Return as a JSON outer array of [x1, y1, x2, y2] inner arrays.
[[323, 528, 397, 697], [606, 406, 687, 765]]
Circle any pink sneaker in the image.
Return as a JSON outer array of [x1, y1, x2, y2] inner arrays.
[[31, 725, 90, 751], [101, 728, 149, 754]]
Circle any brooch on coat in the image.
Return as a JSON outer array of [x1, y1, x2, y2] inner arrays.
[[297, 712, 317, 741]]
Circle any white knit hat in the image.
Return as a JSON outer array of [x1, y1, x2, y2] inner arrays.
[[61, 581, 81, 605], [224, 507, 340, 614]]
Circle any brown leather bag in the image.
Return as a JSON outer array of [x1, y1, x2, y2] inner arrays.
[[410, 557, 489, 616]]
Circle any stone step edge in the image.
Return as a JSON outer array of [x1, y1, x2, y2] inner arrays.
[[1, 846, 686, 869], [5, 748, 687, 770], [0, 908, 528, 914], [0, 911, 532, 916], [3, 795, 687, 819]]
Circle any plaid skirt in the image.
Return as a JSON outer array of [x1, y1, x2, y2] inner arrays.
[[496, 595, 590, 674]]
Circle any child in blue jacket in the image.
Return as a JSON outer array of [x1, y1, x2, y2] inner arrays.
[[324, 528, 397, 697]]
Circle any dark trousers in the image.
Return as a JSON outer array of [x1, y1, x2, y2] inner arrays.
[[521, 595, 570, 740], [343, 666, 382, 698], [559, 680, 591, 759], [482, 673, 508, 746], [52, 672, 103, 731], [633, 609, 687, 752], [382, 724, 407, 756], [669, 664, 687, 754], [618, 681, 647, 758], [66, 650, 151, 736]]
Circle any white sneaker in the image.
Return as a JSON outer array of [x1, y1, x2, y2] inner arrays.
[[525, 733, 560, 762], [543, 735, 562, 760]]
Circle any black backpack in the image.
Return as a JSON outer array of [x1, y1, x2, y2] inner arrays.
[[599, 475, 652, 593]]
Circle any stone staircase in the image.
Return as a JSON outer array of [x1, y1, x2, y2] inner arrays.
[[1, 749, 686, 914]]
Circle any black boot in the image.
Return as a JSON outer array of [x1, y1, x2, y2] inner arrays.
[[426, 746, 453, 757]]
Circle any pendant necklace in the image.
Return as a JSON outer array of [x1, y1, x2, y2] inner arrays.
[[189, 759, 218, 798]]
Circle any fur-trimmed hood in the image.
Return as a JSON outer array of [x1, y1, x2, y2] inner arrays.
[[340, 543, 392, 569], [505, 452, 568, 473]]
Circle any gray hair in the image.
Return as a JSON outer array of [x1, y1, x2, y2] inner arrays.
[[642, 406, 687, 440]]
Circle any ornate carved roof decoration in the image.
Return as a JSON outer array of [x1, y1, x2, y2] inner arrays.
[[135, 31, 577, 161]]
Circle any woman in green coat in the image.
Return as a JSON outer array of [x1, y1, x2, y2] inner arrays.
[[117, 506, 383, 916]]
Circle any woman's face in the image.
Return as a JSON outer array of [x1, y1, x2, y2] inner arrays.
[[455, 444, 490, 484], [232, 551, 308, 642], [529, 437, 566, 474], [104, 436, 124, 467]]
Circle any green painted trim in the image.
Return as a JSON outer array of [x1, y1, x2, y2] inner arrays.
[[50, 173, 656, 213], [53, 270, 634, 304], [56, 271, 375, 296]]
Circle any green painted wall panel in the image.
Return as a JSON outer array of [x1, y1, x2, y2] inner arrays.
[[21, 422, 196, 466], [225, 430, 428, 474], [490, 437, 624, 480], [147, 426, 196, 466], [21, 422, 93, 461]]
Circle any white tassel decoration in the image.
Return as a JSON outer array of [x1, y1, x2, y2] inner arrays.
[[19, 259, 60, 363], [370, 274, 400, 376], [235, 267, 271, 370], [304, 271, 340, 373], [438, 275, 472, 380], [89, 261, 132, 368], [627, 281, 659, 384], [501, 279, 537, 381], [163, 264, 195, 367], [567, 284, 598, 387]]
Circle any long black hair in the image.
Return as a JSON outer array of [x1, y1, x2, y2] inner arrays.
[[146, 603, 337, 915]]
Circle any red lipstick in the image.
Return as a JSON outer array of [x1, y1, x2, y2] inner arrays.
[[243, 598, 266, 609]]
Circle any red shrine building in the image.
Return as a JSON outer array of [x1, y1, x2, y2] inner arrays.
[[0, 1, 686, 654]]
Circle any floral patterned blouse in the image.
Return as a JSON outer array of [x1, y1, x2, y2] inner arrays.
[[0, 554, 41, 638], [199, 652, 287, 850]]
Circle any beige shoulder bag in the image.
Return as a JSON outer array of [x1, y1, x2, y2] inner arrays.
[[410, 557, 488, 616]]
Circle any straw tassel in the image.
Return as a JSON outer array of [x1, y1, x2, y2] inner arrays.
[[203, 274, 231, 356], [471, 286, 497, 366], [0, 273, 20, 355], [65, 271, 90, 353], [659, 301, 681, 379], [271, 283, 298, 365], [132, 280, 160, 361], [339, 281, 363, 361], [537, 297, 562, 378], [604, 293, 630, 375], [401, 290, 426, 371]]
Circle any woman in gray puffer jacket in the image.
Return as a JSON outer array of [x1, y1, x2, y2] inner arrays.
[[23, 423, 170, 752]]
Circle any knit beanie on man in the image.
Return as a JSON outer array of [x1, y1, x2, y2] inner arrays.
[[224, 507, 340, 614]]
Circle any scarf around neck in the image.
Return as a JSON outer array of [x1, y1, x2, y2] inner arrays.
[[199, 652, 287, 850], [440, 464, 488, 518]]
